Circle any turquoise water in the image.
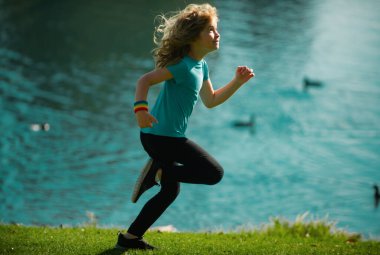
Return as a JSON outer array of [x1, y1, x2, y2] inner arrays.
[[1, 0, 380, 238]]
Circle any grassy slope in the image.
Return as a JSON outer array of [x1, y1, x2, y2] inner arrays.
[[1, 221, 379, 255]]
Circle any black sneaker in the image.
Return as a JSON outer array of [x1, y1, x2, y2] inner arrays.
[[131, 158, 160, 203], [114, 232, 156, 250]]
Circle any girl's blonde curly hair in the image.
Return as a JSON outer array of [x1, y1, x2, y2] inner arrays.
[[152, 3, 218, 68]]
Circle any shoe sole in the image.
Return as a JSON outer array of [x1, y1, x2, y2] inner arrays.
[[131, 158, 153, 203], [114, 243, 156, 250], [114, 244, 127, 250]]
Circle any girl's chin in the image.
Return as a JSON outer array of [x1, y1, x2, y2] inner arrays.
[[206, 44, 219, 53]]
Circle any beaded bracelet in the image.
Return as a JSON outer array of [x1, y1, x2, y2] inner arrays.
[[134, 100, 149, 113]]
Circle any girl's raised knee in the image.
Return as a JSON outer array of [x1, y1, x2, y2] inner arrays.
[[207, 166, 224, 185]]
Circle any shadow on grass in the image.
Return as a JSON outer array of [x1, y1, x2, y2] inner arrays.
[[97, 248, 125, 255]]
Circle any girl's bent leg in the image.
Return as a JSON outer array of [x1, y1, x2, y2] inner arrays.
[[128, 133, 223, 237], [141, 133, 224, 185], [163, 138, 224, 185]]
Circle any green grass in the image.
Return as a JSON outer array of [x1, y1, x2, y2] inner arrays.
[[1, 218, 379, 255]]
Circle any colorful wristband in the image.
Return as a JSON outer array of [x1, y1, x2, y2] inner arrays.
[[134, 100, 148, 113]]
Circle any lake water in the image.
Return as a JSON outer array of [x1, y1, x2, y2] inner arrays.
[[1, 0, 380, 238]]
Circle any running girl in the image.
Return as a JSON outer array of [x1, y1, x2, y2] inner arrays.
[[115, 3, 255, 250]]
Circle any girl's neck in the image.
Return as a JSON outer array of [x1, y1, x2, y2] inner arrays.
[[188, 49, 206, 61]]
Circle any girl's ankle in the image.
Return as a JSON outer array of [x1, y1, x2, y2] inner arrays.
[[155, 169, 162, 182], [124, 232, 138, 239]]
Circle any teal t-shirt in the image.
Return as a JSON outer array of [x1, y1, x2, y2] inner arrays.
[[141, 55, 209, 137]]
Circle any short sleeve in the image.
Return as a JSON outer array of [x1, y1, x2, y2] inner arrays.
[[203, 61, 209, 81], [166, 60, 187, 83]]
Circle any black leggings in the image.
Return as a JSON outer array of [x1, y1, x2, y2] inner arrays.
[[128, 132, 224, 237]]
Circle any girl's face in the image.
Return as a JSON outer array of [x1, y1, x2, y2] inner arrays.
[[193, 17, 220, 54]]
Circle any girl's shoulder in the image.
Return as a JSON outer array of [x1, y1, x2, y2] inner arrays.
[[166, 58, 188, 78], [166, 56, 207, 76]]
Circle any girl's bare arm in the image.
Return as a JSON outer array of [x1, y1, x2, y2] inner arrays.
[[135, 68, 173, 128], [200, 66, 254, 108]]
